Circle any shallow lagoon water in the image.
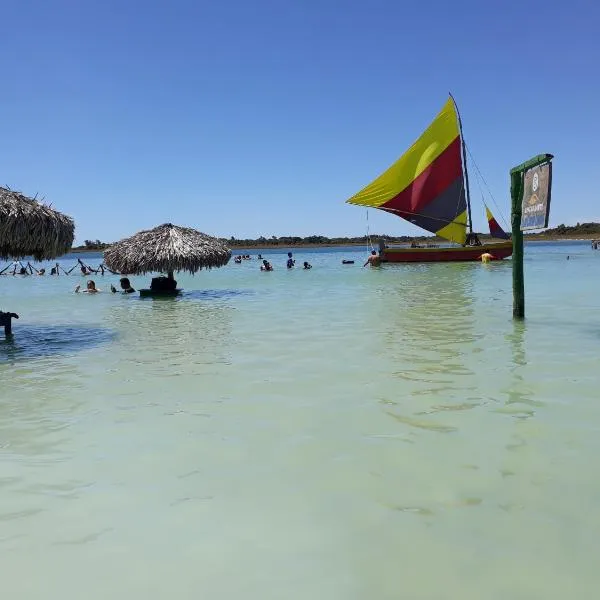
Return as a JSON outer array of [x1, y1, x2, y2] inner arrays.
[[1, 242, 599, 599]]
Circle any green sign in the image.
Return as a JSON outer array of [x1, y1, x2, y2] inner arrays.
[[521, 162, 552, 230]]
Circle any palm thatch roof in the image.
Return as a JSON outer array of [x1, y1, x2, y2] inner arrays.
[[0, 186, 75, 261], [103, 223, 231, 275]]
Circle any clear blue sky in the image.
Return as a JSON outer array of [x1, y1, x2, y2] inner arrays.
[[1, 0, 597, 244]]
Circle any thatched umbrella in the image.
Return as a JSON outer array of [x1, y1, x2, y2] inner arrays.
[[103, 223, 231, 294], [0, 186, 75, 261]]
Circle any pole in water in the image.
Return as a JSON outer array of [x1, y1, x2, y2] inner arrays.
[[510, 169, 525, 318], [510, 153, 554, 320]]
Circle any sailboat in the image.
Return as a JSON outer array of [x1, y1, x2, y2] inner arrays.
[[346, 97, 512, 263]]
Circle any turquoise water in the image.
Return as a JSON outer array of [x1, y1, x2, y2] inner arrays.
[[1, 242, 599, 599]]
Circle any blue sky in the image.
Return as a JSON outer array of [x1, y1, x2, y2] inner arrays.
[[1, 0, 597, 244]]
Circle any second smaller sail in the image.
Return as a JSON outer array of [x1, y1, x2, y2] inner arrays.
[[486, 206, 510, 239]]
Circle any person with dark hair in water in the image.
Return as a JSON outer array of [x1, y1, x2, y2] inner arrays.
[[111, 277, 136, 294], [286, 252, 295, 269], [260, 259, 273, 271], [363, 250, 381, 267], [303, 261, 312, 269], [75, 280, 101, 293]]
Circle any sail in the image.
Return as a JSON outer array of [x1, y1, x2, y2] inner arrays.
[[485, 206, 509, 239], [346, 98, 468, 244]]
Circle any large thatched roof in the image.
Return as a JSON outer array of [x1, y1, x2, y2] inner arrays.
[[0, 186, 75, 261], [103, 223, 231, 275]]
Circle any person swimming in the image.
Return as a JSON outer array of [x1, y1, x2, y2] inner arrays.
[[75, 280, 100, 293], [303, 261, 312, 269], [260, 259, 273, 271]]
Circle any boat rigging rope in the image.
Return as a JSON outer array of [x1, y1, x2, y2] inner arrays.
[[464, 143, 510, 229], [366, 209, 374, 252]]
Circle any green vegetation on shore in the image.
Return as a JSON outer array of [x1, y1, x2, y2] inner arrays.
[[71, 223, 600, 252], [525, 222, 600, 239]]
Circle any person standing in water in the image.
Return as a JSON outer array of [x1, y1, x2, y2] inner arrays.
[[363, 250, 381, 267], [111, 277, 136, 294], [286, 252, 295, 268]]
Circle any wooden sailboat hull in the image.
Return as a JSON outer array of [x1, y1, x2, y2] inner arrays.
[[380, 241, 513, 263]]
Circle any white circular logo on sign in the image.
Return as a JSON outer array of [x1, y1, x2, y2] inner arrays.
[[532, 172, 539, 192]]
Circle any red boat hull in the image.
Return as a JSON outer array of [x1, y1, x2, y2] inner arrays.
[[380, 241, 513, 263]]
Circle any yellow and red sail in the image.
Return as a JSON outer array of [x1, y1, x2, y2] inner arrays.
[[346, 98, 468, 244]]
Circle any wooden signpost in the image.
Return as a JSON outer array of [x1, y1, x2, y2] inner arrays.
[[510, 153, 554, 319]]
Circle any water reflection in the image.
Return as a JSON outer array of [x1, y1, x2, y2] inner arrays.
[[500, 321, 539, 418], [179, 289, 253, 301], [0, 325, 115, 363], [108, 295, 235, 373], [380, 262, 478, 361], [376, 263, 480, 429]]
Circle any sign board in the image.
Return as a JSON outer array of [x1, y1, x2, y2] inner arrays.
[[520, 162, 552, 230]]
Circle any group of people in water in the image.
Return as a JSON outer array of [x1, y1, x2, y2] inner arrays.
[[3, 251, 381, 297], [0, 259, 115, 277], [233, 251, 313, 271], [257, 252, 313, 271], [75, 277, 136, 294]]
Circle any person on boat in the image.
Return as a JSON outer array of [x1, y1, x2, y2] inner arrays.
[[260, 259, 273, 271], [363, 250, 381, 267], [303, 261, 312, 269], [465, 232, 482, 246], [75, 280, 100, 293], [286, 252, 295, 269], [111, 277, 136, 294]]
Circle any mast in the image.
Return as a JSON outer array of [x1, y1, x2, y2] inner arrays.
[[449, 94, 473, 234]]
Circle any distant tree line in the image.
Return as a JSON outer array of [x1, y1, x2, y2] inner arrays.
[[528, 222, 600, 236], [80, 239, 111, 250], [225, 234, 435, 247], [71, 223, 600, 251]]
